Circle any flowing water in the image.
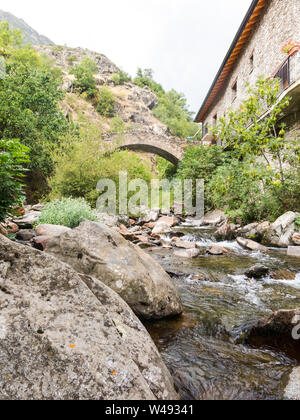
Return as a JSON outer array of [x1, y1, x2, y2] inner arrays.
[[145, 225, 300, 400]]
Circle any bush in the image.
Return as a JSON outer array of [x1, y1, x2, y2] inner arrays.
[[295, 216, 300, 230], [36, 198, 98, 228], [111, 70, 131, 86], [97, 87, 116, 117], [206, 158, 283, 223], [71, 58, 98, 98], [0, 138, 30, 221]]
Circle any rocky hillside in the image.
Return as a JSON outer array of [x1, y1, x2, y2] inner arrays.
[[0, 10, 54, 45], [35, 45, 168, 135]]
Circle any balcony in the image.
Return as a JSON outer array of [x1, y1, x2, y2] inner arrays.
[[273, 51, 300, 94]]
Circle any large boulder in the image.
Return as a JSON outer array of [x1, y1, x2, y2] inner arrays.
[[263, 212, 299, 248], [246, 309, 300, 362], [46, 220, 183, 320], [0, 235, 179, 400]]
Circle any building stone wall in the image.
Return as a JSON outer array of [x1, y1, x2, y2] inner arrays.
[[203, 0, 300, 135]]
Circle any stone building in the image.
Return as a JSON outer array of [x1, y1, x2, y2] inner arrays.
[[195, 0, 300, 143]]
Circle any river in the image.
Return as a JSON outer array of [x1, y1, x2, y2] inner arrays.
[[145, 224, 300, 400]]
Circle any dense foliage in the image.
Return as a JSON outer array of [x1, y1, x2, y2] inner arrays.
[[36, 198, 97, 228], [0, 138, 30, 221], [0, 22, 70, 199], [179, 78, 300, 223], [97, 87, 116, 117]]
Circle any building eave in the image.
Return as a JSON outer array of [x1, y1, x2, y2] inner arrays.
[[195, 0, 268, 123]]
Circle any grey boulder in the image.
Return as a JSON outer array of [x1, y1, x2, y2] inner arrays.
[[46, 220, 183, 320], [0, 235, 179, 400]]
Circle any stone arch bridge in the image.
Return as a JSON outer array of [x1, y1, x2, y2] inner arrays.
[[102, 128, 193, 165]]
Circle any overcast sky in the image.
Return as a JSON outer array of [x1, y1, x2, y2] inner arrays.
[[1, 0, 252, 114]]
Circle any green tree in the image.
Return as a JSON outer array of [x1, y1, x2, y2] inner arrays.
[[0, 24, 70, 199], [0, 138, 30, 221]]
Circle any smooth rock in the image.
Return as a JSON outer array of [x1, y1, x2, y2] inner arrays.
[[287, 246, 300, 258], [152, 222, 172, 235], [207, 245, 231, 256], [13, 211, 41, 229], [32, 236, 50, 251], [215, 223, 236, 240], [172, 238, 196, 249], [246, 309, 300, 362], [174, 248, 200, 259], [244, 265, 270, 279], [200, 210, 227, 227], [157, 216, 178, 228], [35, 224, 71, 239], [16, 230, 35, 242], [31, 204, 45, 212], [0, 235, 178, 400], [46, 220, 183, 320], [236, 237, 268, 252]]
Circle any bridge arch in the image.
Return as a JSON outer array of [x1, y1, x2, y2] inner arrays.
[[102, 129, 188, 166]]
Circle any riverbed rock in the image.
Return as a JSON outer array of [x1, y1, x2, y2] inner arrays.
[[139, 208, 160, 224], [284, 367, 300, 400], [292, 233, 300, 246], [200, 210, 227, 227], [16, 230, 35, 242], [244, 265, 270, 279], [174, 248, 200, 259], [287, 246, 300, 258], [0, 234, 179, 400], [207, 245, 231, 256], [13, 211, 41, 229], [236, 237, 268, 252], [263, 212, 299, 248], [152, 222, 172, 235], [215, 223, 236, 240], [35, 224, 71, 239], [157, 216, 178, 228], [172, 238, 196, 249], [246, 309, 300, 362], [32, 236, 51, 251], [46, 220, 183, 320]]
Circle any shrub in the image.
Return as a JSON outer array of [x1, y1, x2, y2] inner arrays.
[[36, 198, 98, 228], [71, 58, 98, 98], [111, 70, 131, 86], [295, 216, 300, 230], [97, 87, 116, 117], [0, 138, 30, 221], [206, 158, 281, 223]]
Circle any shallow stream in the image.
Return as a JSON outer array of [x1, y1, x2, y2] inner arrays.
[[145, 225, 300, 400]]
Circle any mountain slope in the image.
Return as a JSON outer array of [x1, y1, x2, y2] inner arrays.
[[0, 10, 54, 45]]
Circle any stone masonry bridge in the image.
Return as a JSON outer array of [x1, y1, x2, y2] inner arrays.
[[102, 128, 192, 165]]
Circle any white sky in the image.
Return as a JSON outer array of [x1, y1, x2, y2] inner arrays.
[[0, 0, 252, 114]]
